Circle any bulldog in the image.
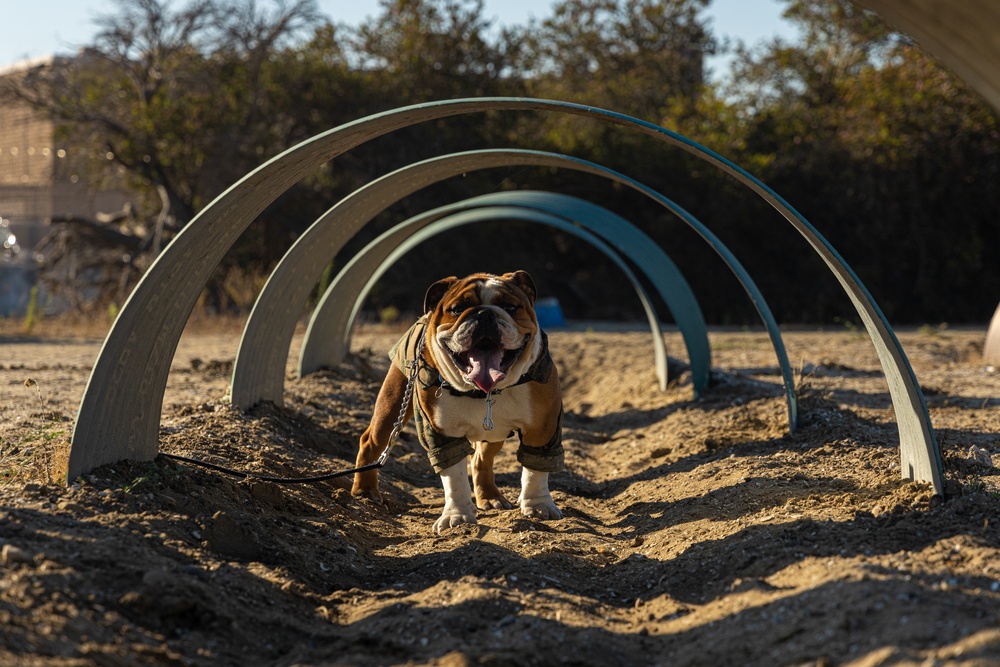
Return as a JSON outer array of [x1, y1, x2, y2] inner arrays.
[[352, 271, 564, 533]]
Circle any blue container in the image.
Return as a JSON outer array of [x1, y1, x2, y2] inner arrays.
[[534, 297, 565, 329]]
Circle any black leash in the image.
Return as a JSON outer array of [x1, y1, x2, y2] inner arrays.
[[157, 451, 383, 484], [156, 334, 425, 486]]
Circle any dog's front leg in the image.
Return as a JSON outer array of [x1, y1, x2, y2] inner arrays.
[[518, 468, 562, 520], [353, 365, 411, 502], [433, 457, 478, 533]]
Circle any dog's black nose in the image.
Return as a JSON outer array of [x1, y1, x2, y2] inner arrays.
[[473, 308, 501, 344]]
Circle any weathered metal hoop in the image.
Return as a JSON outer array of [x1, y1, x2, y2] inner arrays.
[[985, 304, 1000, 365], [298, 192, 802, 430], [300, 196, 695, 396]]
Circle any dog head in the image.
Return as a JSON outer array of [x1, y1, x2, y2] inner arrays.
[[423, 271, 542, 393]]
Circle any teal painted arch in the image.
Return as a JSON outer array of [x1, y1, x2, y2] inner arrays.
[[66, 98, 942, 496], [298, 193, 704, 398], [298, 190, 798, 432], [315, 204, 674, 392]]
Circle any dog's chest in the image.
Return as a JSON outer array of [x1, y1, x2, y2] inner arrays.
[[429, 385, 534, 443]]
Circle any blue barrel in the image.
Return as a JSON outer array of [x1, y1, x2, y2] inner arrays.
[[535, 297, 565, 329]]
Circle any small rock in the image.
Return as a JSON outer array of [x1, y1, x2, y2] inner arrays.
[[37, 560, 60, 573], [436, 652, 472, 667], [2, 544, 36, 565], [729, 577, 779, 593], [968, 446, 994, 468]]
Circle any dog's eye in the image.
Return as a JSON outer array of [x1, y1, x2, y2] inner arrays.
[[501, 303, 518, 314], [448, 304, 466, 316]]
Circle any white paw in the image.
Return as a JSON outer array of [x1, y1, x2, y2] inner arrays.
[[519, 495, 562, 520], [518, 468, 561, 520], [433, 501, 478, 534]]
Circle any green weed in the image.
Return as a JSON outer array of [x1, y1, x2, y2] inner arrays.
[[122, 461, 182, 494], [379, 305, 400, 325], [918, 322, 948, 336], [22, 285, 39, 334]]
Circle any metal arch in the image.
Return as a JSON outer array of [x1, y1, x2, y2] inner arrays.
[[298, 193, 702, 397], [67, 97, 940, 496], [230, 151, 557, 411], [857, 0, 1000, 371], [298, 193, 697, 395], [231, 148, 794, 429], [315, 204, 673, 390], [447, 191, 711, 393], [985, 303, 1000, 365]]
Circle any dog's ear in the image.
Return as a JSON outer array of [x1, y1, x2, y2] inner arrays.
[[424, 276, 459, 313], [504, 270, 536, 305]]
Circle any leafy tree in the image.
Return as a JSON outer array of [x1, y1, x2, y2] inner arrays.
[[2, 0, 322, 230], [339, 0, 530, 181], [0, 0, 333, 311], [352, 0, 525, 101], [723, 0, 1000, 322], [524, 0, 716, 120]]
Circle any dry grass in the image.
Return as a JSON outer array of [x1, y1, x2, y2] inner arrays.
[[0, 400, 70, 488], [0, 309, 254, 340]]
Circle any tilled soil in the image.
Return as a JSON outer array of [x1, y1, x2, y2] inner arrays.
[[1, 322, 999, 666]]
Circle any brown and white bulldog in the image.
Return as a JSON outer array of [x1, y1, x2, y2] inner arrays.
[[352, 271, 564, 533]]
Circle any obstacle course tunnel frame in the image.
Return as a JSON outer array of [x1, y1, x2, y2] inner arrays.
[[66, 97, 944, 496], [229, 147, 796, 426]]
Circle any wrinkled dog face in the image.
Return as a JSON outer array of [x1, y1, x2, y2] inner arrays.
[[425, 271, 541, 393]]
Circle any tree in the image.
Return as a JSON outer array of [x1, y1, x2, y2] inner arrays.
[[352, 0, 525, 101], [524, 0, 715, 121], [0, 0, 328, 311], [722, 0, 1000, 323], [2, 0, 322, 231]]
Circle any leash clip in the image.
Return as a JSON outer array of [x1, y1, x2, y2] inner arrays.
[[483, 390, 496, 430]]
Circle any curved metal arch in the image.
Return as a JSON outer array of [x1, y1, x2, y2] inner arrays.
[[320, 204, 674, 390], [985, 303, 1000, 365], [230, 148, 793, 428], [299, 193, 704, 398], [67, 97, 941, 497]]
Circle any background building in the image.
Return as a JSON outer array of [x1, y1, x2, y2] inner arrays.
[[0, 57, 131, 316]]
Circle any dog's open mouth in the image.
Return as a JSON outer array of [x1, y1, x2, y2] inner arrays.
[[453, 336, 528, 393]]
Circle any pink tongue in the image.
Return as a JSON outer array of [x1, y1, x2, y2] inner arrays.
[[464, 347, 506, 392]]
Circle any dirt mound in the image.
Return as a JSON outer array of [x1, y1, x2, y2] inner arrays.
[[1, 327, 999, 665]]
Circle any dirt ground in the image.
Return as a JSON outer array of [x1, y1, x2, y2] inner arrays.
[[1, 317, 1000, 666]]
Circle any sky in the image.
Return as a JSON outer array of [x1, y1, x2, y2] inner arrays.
[[0, 0, 802, 76]]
